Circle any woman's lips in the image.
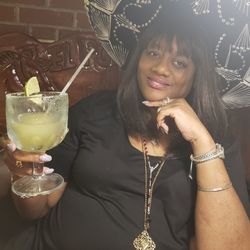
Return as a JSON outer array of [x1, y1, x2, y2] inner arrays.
[[147, 76, 172, 90]]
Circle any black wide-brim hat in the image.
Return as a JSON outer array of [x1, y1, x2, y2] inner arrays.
[[85, 0, 250, 109]]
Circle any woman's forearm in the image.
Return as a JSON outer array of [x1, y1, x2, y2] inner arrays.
[[0, 163, 11, 198], [192, 139, 250, 250], [10, 175, 67, 220], [11, 191, 50, 220]]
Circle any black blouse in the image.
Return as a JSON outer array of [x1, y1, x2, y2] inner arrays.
[[7, 91, 250, 250]]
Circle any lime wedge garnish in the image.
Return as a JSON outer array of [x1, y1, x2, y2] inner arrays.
[[24, 76, 40, 96], [24, 76, 42, 105]]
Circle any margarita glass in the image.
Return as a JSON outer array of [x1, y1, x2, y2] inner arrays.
[[6, 92, 68, 198]]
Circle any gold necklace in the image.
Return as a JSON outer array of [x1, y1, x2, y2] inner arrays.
[[133, 139, 167, 250]]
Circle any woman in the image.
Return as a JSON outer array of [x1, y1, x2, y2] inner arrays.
[[3, 15, 250, 250]]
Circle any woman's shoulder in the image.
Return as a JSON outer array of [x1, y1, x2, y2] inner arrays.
[[74, 90, 116, 107], [69, 90, 117, 120], [81, 90, 116, 102]]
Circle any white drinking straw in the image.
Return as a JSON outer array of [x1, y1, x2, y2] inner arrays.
[[60, 48, 95, 94]]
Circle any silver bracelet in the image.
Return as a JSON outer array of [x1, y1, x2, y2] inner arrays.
[[191, 143, 225, 163], [198, 182, 232, 192], [188, 143, 225, 180]]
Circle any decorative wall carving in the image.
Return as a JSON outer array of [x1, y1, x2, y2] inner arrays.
[[0, 32, 120, 134]]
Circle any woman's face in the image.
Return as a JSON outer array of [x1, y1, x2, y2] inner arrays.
[[137, 37, 195, 101]]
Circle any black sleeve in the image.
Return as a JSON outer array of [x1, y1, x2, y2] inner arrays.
[[224, 139, 250, 218]]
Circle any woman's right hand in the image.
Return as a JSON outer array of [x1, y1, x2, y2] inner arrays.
[[1, 138, 67, 220], [3, 140, 53, 177]]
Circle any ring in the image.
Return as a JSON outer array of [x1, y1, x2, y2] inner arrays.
[[161, 97, 171, 106], [15, 160, 23, 168], [157, 97, 171, 113]]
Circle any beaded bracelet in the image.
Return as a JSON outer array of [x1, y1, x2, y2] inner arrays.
[[188, 143, 225, 180], [198, 182, 232, 192]]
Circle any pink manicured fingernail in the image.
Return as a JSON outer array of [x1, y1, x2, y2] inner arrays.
[[142, 101, 150, 105], [43, 167, 54, 174], [159, 122, 169, 134], [39, 154, 52, 162], [160, 127, 168, 134], [7, 143, 16, 152]]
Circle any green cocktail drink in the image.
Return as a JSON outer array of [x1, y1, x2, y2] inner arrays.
[[9, 112, 67, 152], [6, 92, 68, 198]]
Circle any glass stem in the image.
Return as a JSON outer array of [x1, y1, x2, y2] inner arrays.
[[32, 162, 44, 179]]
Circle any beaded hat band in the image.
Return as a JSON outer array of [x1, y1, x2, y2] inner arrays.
[[85, 0, 250, 109]]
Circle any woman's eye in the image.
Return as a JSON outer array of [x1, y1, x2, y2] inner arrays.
[[173, 60, 187, 68], [146, 50, 160, 58]]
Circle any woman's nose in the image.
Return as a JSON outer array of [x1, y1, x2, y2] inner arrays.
[[152, 56, 171, 76]]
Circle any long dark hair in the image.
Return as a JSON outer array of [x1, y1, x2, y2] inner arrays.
[[117, 15, 228, 145]]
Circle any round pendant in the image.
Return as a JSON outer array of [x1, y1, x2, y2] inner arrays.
[[133, 230, 156, 250]]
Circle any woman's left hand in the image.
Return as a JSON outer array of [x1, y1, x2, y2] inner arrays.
[[143, 98, 212, 145]]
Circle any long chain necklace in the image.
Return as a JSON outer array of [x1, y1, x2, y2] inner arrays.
[[133, 139, 167, 250]]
